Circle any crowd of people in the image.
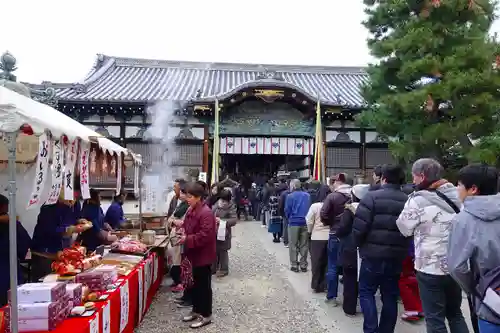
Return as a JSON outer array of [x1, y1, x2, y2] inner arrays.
[[253, 159, 500, 333]]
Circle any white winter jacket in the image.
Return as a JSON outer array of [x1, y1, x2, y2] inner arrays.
[[396, 181, 460, 275]]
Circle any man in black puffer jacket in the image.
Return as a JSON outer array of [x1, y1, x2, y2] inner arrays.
[[352, 164, 409, 333]]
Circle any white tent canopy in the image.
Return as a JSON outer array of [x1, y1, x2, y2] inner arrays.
[[0, 86, 135, 160]]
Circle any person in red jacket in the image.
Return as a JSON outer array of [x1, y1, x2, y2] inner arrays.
[[177, 182, 216, 329]]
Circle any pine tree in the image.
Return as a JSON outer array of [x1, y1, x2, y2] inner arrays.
[[358, 0, 500, 167]]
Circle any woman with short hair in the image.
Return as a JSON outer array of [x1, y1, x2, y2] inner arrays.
[[177, 182, 216, 328]]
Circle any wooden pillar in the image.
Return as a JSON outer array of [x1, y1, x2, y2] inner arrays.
[[202, 125, 209, 173]]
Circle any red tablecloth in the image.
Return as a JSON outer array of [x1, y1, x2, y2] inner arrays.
[[1, 251, 164, 333]]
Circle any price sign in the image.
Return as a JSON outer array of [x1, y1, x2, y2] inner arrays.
[[89, 313, 99, 333], [138, 266, 144, 322], [119, 281, 130, 333], [102, 301, 110, 333]]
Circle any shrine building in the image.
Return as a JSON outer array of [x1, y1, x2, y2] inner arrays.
[[29, 55, 395, 187]]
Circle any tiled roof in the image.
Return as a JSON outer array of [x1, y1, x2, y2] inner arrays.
[[30, 55, 369, 107]]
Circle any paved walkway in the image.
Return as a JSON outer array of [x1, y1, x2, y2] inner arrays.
[[136, 220, 473, 333]]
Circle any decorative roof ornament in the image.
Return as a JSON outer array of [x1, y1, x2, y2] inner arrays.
[[256, 67, 284, 81], [0, 50, 58, 106], [0, 51, 17, 81], [31, 87, 58, 107]]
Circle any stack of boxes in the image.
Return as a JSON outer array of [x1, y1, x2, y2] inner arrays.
[[5, 282, 77, 332]]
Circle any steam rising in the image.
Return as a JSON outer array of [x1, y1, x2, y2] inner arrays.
[[141, 101, 182, 214]]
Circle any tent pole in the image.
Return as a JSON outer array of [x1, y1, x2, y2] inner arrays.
[[7, 132, 19, 333], [138, 165, 143, 232]]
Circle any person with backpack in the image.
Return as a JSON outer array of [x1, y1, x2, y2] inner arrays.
[[336, 183, 370, 317], [448, 164, 500, 333], [353, 165, 408, 333], [320, 173, 352, 305], [396, 158, 468, 333]]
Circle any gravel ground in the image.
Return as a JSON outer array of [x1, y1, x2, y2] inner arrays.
[[136, 221, 328, 333], [136, 220, 472, 333]]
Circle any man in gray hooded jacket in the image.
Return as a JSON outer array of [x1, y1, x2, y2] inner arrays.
[[448, 164, 500, 332]]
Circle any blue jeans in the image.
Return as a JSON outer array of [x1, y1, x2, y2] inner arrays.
[[359, 258, 402, 333], [326, 235, 340, 300], [479, 319, 500, 333]]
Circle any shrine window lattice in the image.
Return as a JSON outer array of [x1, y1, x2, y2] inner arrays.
[[326, 147, 360, 169], [365, 148, 395, 168]]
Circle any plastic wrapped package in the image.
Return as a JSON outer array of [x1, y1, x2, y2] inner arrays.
[[76, 268, 117, 291], [16, 302, 60, 320], [12, 283, 66, 304], [5, 310, 60, 332], [65, 283, 83, 306]]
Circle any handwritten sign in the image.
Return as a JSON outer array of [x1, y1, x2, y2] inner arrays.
[[119, 281, 130, 333], [116, 154, 122, 195], [153, 254, 158, 283], [27, 133, 51, 209], [110, 156, 116, 176], [147, 258, 153, 292], [89, 313, 99, 333], [64, 139, 79, 201], [138, 266, 144, 322], [89, 149, 97, 175], [45, 140, 64, 205], [102, 301, 110, 333], [79, 141, 91, 199]]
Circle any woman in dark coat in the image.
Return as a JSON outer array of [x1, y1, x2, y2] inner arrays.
[[211, 189, 237, 277], [337, 184, 369, 317], [79, 189, 117, 252], [178, 182, 216, 328]]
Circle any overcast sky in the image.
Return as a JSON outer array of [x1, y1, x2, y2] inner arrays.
[[2, 0, 500, 84]]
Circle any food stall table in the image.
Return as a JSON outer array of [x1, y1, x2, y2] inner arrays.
[[0, 251, 164, 333]]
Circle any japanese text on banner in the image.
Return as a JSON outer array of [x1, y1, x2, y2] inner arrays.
[[64, 139, 79, 201], [27, 133, 51, 209], [79, 141, 91, 199], [102, 301, 110, 333], [143, 262, 149, 315], [89, 313, 99, 333], [119, 280, 130, 333], [45, 140, 64, 205], [138, 266, 144, 322], [153, 254, 158, 283]]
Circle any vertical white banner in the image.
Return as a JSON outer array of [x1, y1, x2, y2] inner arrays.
[[233, 137, 243, 154], [27, 133, 51, 209], [248, 137, 257, 154], [64, 139, 79, 200], [119, 280, 130, 333], [89, 313, 99, 333], [138, 266, 144, 322], [102, 301, 110, 333], [226, 137, 234, 154], [45, 139, 64, 205], [153, 254, 158, 283], [79, 141, 91, 199], [116, 154, 122, 195], [133, 163, 139, 197]]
